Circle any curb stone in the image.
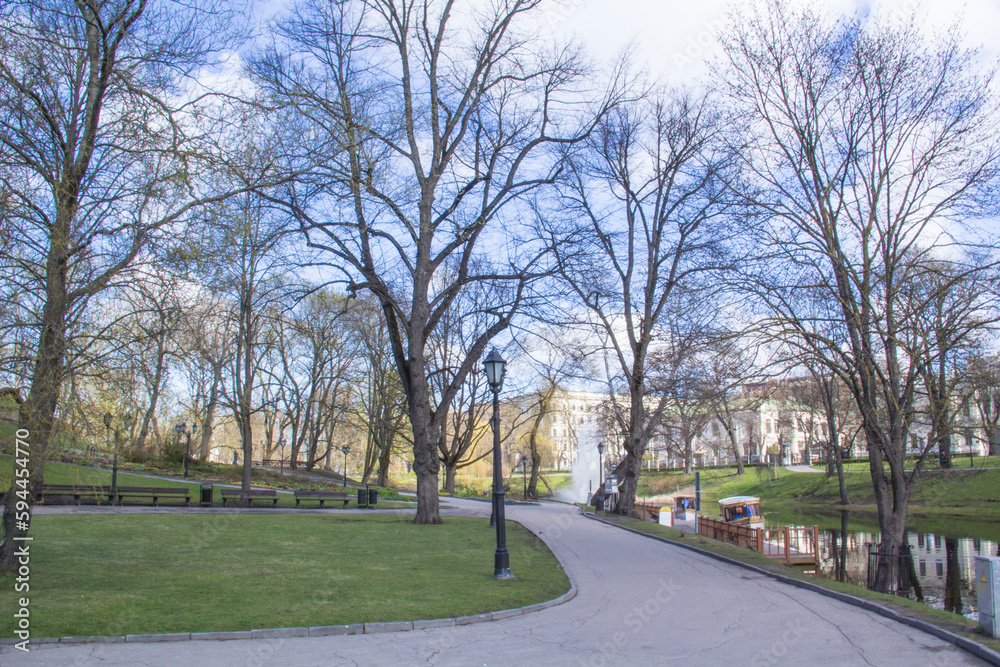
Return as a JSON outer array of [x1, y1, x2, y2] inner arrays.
[[585, 511, 1000, 667], [412, 619, 456, 630], [191, 632, 252, 641], [125, 633, 190, 643], [308, 625, 363, 637], [251, 627, 309, 639], [455, 613, 492, 626], [364, 621, 413, 633]]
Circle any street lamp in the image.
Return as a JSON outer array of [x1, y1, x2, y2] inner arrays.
[[184, 423, 198, 479], [103, 412, 113, 496], [279, 437, 287, 474], [174, 423, 186, 476], [597, 441, 605, 488], [114, 413, 133, 496], [341, 445, 351, 489], [484, 347, 513, 579]]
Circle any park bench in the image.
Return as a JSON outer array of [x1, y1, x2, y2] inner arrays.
[[220, 488, 278, 507], [37, 484, 113, 505], [112, 486, 192, 507], [294, 490, 350, 508]]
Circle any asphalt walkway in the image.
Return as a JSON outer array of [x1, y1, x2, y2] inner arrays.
[[3, 499, 991, 666]]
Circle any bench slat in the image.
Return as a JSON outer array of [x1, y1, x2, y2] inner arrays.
[[220, 488, 278, 508], [112, 486, 191, 507], [293, 490, 350, 508]]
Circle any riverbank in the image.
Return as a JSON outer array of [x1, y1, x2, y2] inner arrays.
[[635, 464, 1000, 530]]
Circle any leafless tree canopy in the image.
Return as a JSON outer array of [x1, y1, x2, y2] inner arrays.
[[719, 0, 1000, 557]]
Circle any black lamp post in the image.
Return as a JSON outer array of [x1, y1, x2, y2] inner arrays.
[[279, 437, 286, 474], [115, 413, 133, 495], [174, 423, 186, 476], [341, 445, 350, 489], [103, 412, 114, 494], [597, 441, 605, 497], [185, 423, 197, 479], [484, 347, 513, 580]]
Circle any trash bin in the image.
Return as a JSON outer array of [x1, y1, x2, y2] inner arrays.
[[595, 495, 604, 512], [368, 488, 378, 506], [659, 506, 672, 527], [200, 484, 213, 507], [357, 487, 368, 507]]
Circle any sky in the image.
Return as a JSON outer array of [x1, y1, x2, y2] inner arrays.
[[536, 0, 1000, 85]]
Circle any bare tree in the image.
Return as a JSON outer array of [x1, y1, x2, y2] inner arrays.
[[719, 0, 1000, 565], [704, 334, 772, 475], [0, 0, 266, 568], [250, 0, 617, 522], [968, 355, 1000, 456], [193, 191, 300, 495], [178, 294, 233, 460], [904, 259, 999, 468], [346, 297, 409, 486], [549, 88, 733, 516]]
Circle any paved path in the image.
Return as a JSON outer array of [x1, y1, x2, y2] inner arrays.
[[3, 500, 989, 666], [784, 464, 825, 473]]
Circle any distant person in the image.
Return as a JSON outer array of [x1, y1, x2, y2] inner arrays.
[[233, 451, 239, 465]]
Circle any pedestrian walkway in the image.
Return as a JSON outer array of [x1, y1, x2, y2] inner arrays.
[[784, 464, 825, 473], [3, 499, 992, 666]]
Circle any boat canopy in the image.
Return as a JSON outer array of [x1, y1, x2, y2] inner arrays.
[[718, 496, 761, 521]]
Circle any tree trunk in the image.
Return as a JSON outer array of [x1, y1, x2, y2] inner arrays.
[[1, 240, 70, 570], [728, 427, 744, 475], [937, 432, 953, 469], [377, 436, 393, 487], [528, 450, 541, 500], [408, 384, 441, 523], [444, 463, 457, 495]]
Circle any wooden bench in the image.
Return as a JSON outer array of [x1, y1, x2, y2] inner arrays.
[[112, 486, 192, 506], [37, 484, 113, 505], [221, 488, 278, 507], [294, 490, 350, 508]]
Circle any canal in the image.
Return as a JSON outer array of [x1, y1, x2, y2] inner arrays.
[[764, 506, 1000, 619]]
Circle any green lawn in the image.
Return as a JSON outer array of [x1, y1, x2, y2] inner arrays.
[[818, 455, 1000, 472], [0, 514, 569, 638], [632, 462, 1000, 540]]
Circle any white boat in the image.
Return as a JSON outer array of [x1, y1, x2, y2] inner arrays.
[[718, 496, 765, 530]]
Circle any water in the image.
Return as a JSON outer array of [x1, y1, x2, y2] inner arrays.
[[557, 422, 601, 503], [767, 508, 999, 618]]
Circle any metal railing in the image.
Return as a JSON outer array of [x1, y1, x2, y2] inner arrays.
[[866, 543, 912, 595]]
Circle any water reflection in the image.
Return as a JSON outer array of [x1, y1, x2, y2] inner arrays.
[[805, 510, 997, 620]]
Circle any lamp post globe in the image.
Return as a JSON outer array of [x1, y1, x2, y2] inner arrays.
[[483, 347, 513, 580]]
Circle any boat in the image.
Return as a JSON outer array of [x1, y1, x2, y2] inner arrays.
[[674, 495, 697, 521], [718, 496, 764, 530]]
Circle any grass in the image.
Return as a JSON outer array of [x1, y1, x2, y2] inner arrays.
[[823, 456, 1000, 472], [634, 463, 1000, 530], [592, 512, 1000, 654], [0, 513, 569, 638]]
